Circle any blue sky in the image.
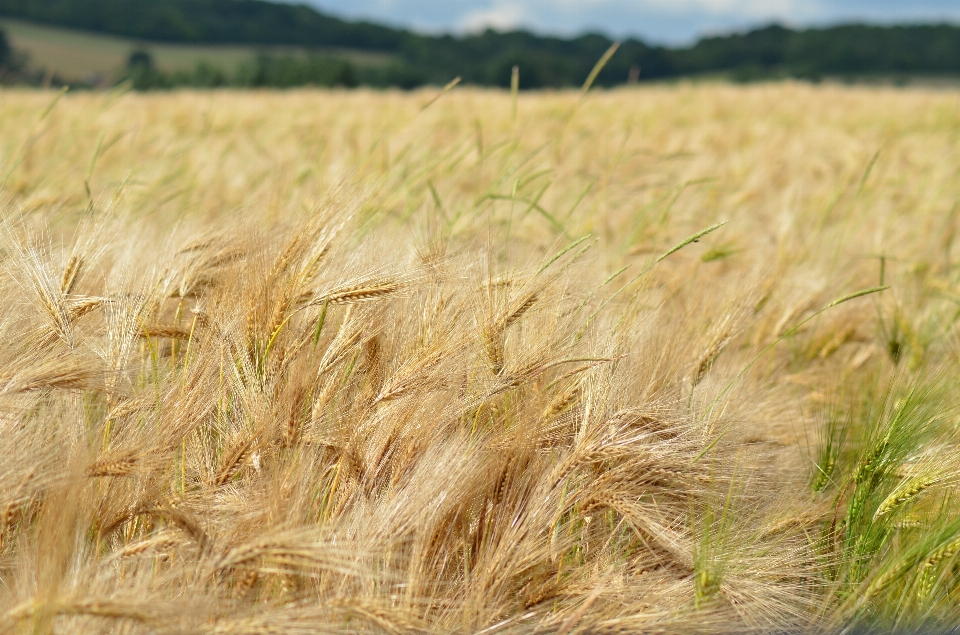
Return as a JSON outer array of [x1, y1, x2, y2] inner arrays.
[[301, 0, 960, 44]]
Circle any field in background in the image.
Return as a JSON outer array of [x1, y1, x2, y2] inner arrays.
[[0, 18, 391, 83], [1, 84, 960, 633]]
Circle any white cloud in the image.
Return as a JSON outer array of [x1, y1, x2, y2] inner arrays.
[[305, 0, 960, 43], [459, 4, 527, 32], [465, 0, 801, 15], [608, 0, 803, 18]]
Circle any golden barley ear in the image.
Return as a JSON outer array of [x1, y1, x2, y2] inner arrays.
[[139, 324, 194, 339], [67, 297, 104, 321], [117, 535, 177, 559], [693, 328, 733, 387], [60, 254, 82, 295], [321, 280, 401, 305], [283, 385, 309, 446], [233, 567, 260, 598], [215, 434, 258, 486], [87, 456, 138, 477], [500, 290, 539, 329], [542, 380, 582, 421], [141, 501, 212, 556], [482, 325, 505, 375]]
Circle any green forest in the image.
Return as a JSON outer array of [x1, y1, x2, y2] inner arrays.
[[1, 0, 960, 88]]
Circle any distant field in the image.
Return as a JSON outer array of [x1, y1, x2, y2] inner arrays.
[[0, 18, 393, 83], [2, 84, 960, 633]]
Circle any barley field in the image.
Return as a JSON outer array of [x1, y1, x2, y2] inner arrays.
[[0, 83, 959, 634]]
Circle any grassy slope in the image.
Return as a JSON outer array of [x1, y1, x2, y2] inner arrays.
[[0, 18, 392, 82], [0, 84, 958, 632]]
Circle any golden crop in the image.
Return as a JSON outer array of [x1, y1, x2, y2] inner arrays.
[[1, 83, 959, 633]]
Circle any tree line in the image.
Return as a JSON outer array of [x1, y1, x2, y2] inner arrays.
[[1, 0, 960, 88]]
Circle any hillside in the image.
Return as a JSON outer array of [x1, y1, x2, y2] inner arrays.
[[0, 0, 959, 87], [0, 0, 406, 49], [0, 17, 391, 85]]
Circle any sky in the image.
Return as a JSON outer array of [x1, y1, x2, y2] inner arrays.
[[301, 0, 960, 45]]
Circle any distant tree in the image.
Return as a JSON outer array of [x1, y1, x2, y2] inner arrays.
[[128, 49, 154, 71], [237, 54, 358, 89], [0, 28, 12, 69], [5, 0, 960, 90], [127, 49, 164, 89]]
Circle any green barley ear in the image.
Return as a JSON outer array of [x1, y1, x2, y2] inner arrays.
[[853, 431, 890, 485], [656, 221, 728, 264], [813, 408, 849, 493], [537, 234, 591, 275], [828, 286, 890, 308], [421, 76, 461, 111], [873, 473, 942, 520], [312, 299, 329, 348]]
